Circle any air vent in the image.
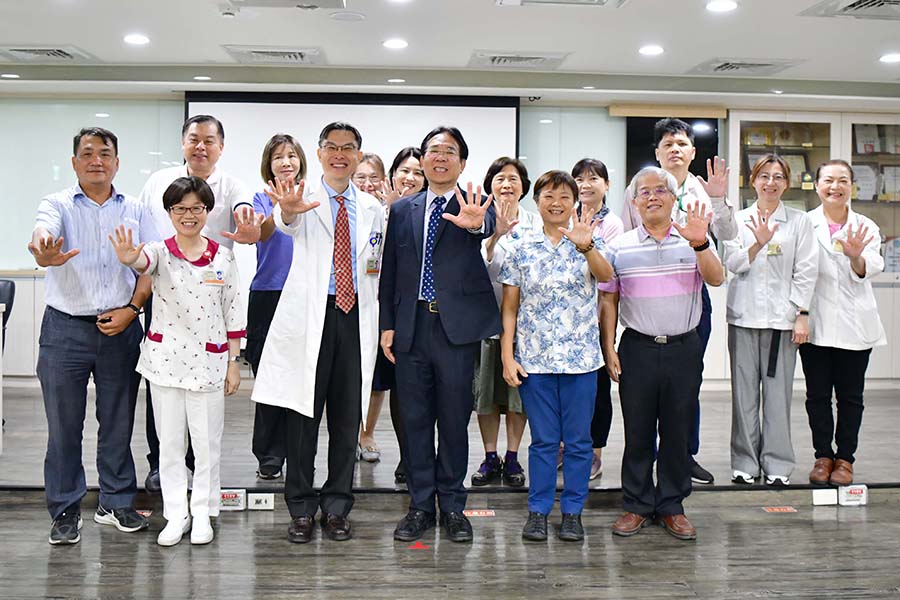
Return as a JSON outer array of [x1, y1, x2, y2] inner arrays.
[[800, 0, 900, 20], [222, 45, 325, 65], [688, 57, 801, 76], [469, 50, 569, 70], [0, 45, 95, 63], [496, 0, 630, 6]]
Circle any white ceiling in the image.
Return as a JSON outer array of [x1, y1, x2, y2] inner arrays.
[[1, 0, 899, 106]]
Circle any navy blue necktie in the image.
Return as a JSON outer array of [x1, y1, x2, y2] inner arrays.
[[421, 196, 446, 302]]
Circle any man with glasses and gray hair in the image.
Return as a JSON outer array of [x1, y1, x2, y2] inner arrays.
[[252, 122, 385, 544], [601, 167, 725, 541]]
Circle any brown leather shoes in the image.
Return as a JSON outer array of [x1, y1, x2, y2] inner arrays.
[[830, 459, 854, 486], [321, 513, 352, 541], [660, 514, 697, 541], [287, 515, 315, 544], [611, 512, 650, 537], [809, 457, 834, 485]]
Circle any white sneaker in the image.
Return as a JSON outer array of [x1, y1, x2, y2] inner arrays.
[[190, 516, 214, 545], [765, 475, 790, 487], [157, 515, 191, 547], [731, 470, 754, 485]]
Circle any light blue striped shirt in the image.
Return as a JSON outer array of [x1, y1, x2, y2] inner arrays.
[[322, 178, 358, 295], [34, 184, 161, 315]]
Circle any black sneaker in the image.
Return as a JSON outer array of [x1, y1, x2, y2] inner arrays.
[[440, 511, 473, 543], [521, 511, 548, 541], [94, 505, 149, 533], [470, 457, 503, 486], [144, 468, 161, 494], [257, 464, 283, 480], [690, 459, 715, 485], [558, 513, 585, 542], [49, 510, 82, 545]]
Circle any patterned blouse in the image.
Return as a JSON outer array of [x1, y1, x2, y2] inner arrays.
[[136, 237, 246, 392], [498, 229, 606, 374]]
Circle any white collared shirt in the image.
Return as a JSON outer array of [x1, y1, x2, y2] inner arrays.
[[139, 165, 254, 249], [723, 200, 818, 330], [806, 205, 886, 349]]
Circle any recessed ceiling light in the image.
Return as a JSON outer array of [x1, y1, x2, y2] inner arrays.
[[193, 75, 212, 81], [639, 44, 664, 56], [383, 38, 408, 49], [880, 52, 900, 64], [148, 151, 163, 156], [693, 122, 712, 134], [387, 78, 406, 83], [124, 33, 150, 46], [518, 156, 528, 160], [539, 119, 553, 124], [95, 113, 110, 118], [706, 0, 738, 12], [582, 85, 595, 90], [0, 73, 20, 79], [771, 89, 784, 94], [330, 11, 366, 21]]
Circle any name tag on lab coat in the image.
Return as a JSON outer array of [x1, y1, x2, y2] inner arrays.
[[203, 269, 225, 285], [366, 257, 380, 275], [767, 243, 782, 256], [832, 239, 844, 253]]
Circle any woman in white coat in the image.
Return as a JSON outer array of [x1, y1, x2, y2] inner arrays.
[[250, 122, 385, 543], [801, 159, 886, 487], [723, 154, 817, 487]]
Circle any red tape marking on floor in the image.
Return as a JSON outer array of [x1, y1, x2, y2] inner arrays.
[[408, 541, 431, 550]]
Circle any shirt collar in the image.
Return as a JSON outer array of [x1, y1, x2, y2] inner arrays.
[[322, 177, 355, 203], [636, 222, 681, 242], [73, 183, 124, 205], [426, 187, 455, 206], [165, 236, 219, 267]]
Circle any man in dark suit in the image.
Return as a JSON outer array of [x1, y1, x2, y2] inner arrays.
[[379, 126, 500, 543]]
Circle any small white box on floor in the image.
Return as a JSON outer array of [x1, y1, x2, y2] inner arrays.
[[219, 489, 247, 511], [248, 493, 275, 510], [812, 488, 838, 506], [838, 484, 868, 506]]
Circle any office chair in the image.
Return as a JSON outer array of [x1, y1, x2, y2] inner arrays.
[[0, 279, 14, 352]]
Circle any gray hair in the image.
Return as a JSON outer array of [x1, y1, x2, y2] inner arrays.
[[629, 167, 678, 198]]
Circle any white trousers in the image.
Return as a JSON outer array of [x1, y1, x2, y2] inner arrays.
[[150, 382, 224, 522]]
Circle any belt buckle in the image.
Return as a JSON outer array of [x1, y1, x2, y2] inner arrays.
[[427, 301, 439, 314], [653, 335, 668, 344]]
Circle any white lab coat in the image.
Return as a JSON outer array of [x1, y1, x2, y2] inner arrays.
[[251, 183, 385, 418], [806, 205, 887, 350]]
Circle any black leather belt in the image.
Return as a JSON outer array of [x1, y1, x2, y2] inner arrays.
[[417, 300, 439, 314], [50, 307, 99, 323], [625, 328, 696, 345]]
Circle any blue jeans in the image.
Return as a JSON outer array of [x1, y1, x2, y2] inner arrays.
[[37, 307, 142, 519], [519, 372, 596, 515]]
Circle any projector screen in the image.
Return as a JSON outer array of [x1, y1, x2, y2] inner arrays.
[[186, 92, 519, 310]]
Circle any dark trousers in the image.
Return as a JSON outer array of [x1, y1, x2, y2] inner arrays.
[[284, 297, 362, 518], [799, 344, 871, 463], [143, 295, 194, 472], [618, 329, 700, 517], [246, 290, 288, 469], [389, 386, 407, 479], [591, 365, 613, 448], [691, 284, 712, 456], [395, 303, 478, 514], [37, 306, 143, 519]]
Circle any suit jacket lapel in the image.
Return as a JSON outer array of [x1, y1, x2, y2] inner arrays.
[[410, 191, 426, 262]]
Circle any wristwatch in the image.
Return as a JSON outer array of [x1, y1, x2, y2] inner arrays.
[[230, 355, 243, 363], [125, 303, 142, 315]]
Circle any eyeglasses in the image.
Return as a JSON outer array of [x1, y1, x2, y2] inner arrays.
[[169, 205, 207, 215], [636, 187, 672, 200], [756, 173, 787, 183], [353, 174, 382, 183], [319, 142, 359, 154], [424, 145, 460, 158]]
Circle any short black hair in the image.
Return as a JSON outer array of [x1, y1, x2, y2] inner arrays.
[[388, 146, 423, 181], [420, 126, 469, 160], [162, 176, 215, 212], [533, 170, 578, 201], [653, 117, 694, 147], [73, 127, 118, 156], [318, 121, 362, 149], [571, 158, 609, 182], [815, 159, 854, 182], [483, 157, 530, 198], [182, 115, 225, 142]]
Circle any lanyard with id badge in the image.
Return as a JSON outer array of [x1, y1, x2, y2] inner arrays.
[[366, 231, 383, 276]]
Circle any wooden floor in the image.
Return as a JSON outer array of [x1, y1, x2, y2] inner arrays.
[[1, 489, 900, 599], [1, 377, 899, 491]]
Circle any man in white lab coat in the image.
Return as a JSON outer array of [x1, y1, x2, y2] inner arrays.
[[251, 122, 385, 544]]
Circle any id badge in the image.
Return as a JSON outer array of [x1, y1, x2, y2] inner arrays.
[[832, 239, 844, 253], [366, 257, 380, 276], [766, 242, 782, 256], [203, 269, 225, 285]]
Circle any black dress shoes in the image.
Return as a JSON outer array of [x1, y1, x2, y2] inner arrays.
[[393, 509, 436, 541], [287, 515, 315, 544], [440, 511, 473, 543], [320, 513, 352, 541], [521, 511, 548, 541], [558, 513, 584, 542], [144, 469, 161, 494]]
